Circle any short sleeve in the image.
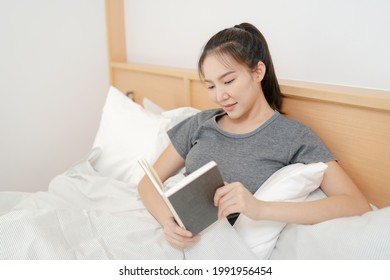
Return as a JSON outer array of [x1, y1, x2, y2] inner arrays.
[[167, 113, 201, 159], [289, 127, 336, 164]]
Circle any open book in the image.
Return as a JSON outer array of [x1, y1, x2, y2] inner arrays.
[[138, 159, 224, 236]]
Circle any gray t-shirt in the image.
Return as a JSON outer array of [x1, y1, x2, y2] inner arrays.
[[167, 109, 335, 194]]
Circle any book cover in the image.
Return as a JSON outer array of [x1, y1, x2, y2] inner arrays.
[[138, 159, 224, 236]]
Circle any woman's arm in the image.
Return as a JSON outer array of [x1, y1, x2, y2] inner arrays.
[[138, 143, 200, 248], [215, 161, 371, 224], [138, 144, 184, 224]]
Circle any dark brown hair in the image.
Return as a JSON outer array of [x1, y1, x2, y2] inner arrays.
[[198, 23, 283, 111]]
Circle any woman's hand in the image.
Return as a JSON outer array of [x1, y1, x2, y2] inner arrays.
[[214, 182, 260, 220], [162, 217, 200, 249]]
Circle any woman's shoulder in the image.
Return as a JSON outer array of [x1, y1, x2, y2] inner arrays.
[[169, 108, 223, 132], [274, 112, 312, 134], [193, 108, 224, 123]]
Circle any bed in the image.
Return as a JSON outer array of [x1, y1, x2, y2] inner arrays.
[[0, 0, 389, 260]]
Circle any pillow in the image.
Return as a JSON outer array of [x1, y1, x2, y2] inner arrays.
[[162, 106, 200, 129], [92, 86, 200, 186], [142, 96, 201, 128], [270, 206, 390, 259], [143, 97, 165, 115], [92, 86, 171, 186], [233, 162, 327, 259]]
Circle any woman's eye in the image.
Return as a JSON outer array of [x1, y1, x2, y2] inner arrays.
[[207, 85, 215, 90], [225, 79, 235, 85]]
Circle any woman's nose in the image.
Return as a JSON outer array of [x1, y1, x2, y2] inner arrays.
[[216, 86, 229, 102]]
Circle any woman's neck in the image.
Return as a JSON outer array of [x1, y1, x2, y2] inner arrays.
[[218, 100, 275, 134]]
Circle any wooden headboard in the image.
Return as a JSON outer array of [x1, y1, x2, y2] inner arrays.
[[105, 0, 390, 208]]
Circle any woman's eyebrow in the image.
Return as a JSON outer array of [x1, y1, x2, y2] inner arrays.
[[204, 71, 235, 83]]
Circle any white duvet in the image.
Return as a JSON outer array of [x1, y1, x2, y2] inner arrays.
[[2, 147, 390, 260], [0, 149, 255, 260]]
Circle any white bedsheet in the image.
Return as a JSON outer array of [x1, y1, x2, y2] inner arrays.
[[0, 149, 255, 260]]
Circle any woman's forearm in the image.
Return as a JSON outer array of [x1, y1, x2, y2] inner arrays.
[[138, 176, 173, 226], [137, 144, 186, 226], [254, 193, 371, 225], [253, 161, 371, 224]]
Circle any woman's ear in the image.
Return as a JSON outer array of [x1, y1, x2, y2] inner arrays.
[[254, 61, 266, 82]]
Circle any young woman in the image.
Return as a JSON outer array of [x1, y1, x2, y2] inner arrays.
[[138, 23, 371, 249]]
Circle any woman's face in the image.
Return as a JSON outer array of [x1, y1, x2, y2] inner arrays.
[[202, 54, 264, 121]]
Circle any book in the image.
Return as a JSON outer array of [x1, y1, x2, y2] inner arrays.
[[138, 159, 224, 236]]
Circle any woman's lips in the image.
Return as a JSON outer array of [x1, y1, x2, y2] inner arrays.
[[223, 102, 237, 111]]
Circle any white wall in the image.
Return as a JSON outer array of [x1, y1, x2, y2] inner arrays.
[[125, 0, 390, 91], [0, 0, 109, 192]]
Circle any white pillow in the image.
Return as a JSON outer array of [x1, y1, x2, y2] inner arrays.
[[162, 106, 200, 129], [270, 206, 390, 259], [92, 86, 200, 186], [142, 97, 165, 115], [142, 96, 201, 127], [233, 162, 327, 259], [92, 86, 171, 186]]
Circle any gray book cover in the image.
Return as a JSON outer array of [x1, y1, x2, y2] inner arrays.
[[166, 164, 224, 236]]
